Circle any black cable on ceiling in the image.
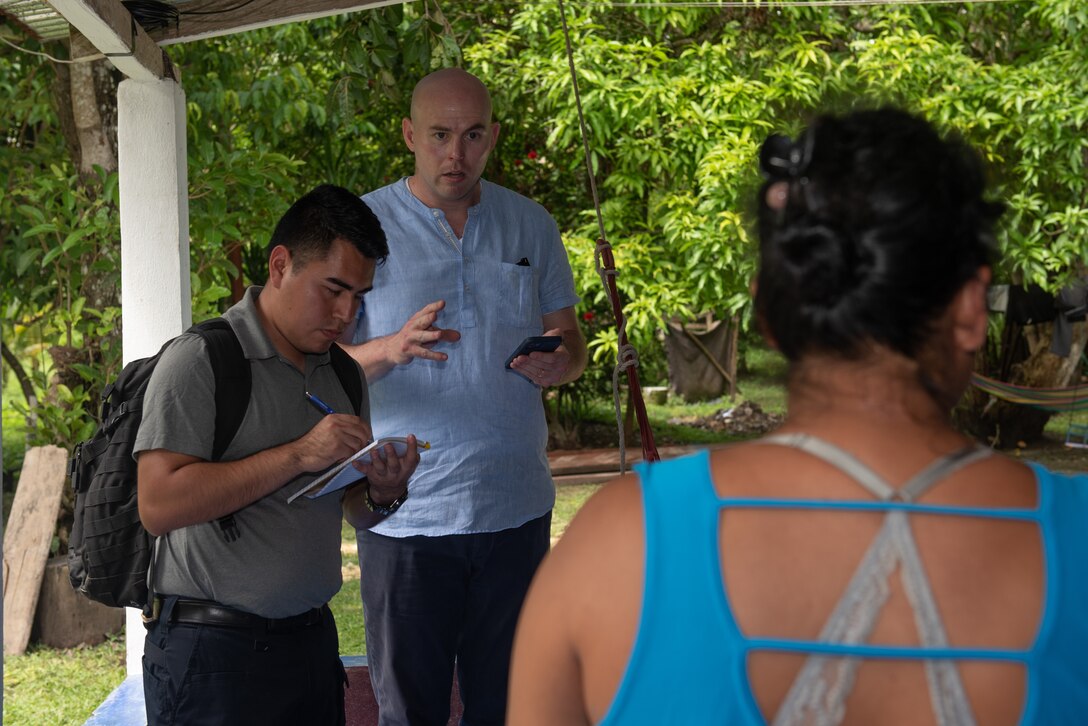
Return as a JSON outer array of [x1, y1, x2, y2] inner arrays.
[[121, 0, 263, 34], [121, 1, 179, 32]]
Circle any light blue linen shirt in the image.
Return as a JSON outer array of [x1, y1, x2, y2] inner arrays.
[[354, 178, 580, 536]]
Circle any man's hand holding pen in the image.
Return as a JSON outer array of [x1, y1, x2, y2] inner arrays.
[[295, 410, 373, 474], [305, 391, 419, 492], [306, 390, 419, 526]]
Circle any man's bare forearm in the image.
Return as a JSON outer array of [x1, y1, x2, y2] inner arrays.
[[138, 442, 311, 536], [557, 327, 588, 385], [342, 337, 397, 382]]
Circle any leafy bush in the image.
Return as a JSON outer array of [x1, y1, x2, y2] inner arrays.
[[5, 0, 1088, 479]]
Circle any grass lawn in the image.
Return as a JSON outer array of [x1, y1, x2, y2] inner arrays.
[[3, 635, 126, 726]]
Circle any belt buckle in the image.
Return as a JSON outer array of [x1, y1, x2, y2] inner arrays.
[[270, 606, 322, 633]]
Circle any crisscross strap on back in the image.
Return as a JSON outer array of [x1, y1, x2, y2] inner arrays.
[[759, 433, 994, 502], [752, 434, 994, 726]]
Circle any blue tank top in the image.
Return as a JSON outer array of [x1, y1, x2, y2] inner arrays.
[[600, 445, 1088, 725]]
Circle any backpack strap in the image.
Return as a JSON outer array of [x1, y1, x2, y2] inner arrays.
[[328, 343, 363, 416], [195, 328, 360, 448], [191, 318, 250, 544], [142, 318, 251, 617], [192, 318, 252, 461]]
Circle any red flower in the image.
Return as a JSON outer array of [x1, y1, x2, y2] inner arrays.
[[582, 311, 596, 321], [514, 159, 523, 166], [527, 150, 538, 160]]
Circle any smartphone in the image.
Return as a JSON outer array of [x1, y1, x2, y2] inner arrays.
[[505, 335, 562, 369]]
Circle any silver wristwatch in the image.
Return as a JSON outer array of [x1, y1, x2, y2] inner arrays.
[[365, 486, 407, 516]]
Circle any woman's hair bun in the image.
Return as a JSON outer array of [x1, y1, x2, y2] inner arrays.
[[754, 107, 999, 361], [775, 224, 865, 309]]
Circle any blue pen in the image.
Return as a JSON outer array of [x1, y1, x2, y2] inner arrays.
[[304, 391, 335, 415]]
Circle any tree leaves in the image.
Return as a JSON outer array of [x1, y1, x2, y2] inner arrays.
[[4, 0, 1088, 445]]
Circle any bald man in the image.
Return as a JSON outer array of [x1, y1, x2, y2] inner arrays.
[[342, 68, 587, 725]]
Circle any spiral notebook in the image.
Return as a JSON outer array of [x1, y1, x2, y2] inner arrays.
[[287, 437, 430, 503]]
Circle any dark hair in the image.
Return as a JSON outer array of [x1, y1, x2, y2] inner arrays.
[[754, 108, 1003, 362], [268, 184, 388, 267]]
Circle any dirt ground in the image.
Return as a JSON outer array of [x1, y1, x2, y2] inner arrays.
[[556, 405, 1088, 476], [552, 401, 785, 451], [1007, 436, 1088, 474], [665, 401, 785, 437]]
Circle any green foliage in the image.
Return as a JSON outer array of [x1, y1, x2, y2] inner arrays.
[[172, 6, 459, 292], [844, 2, 1088, 290], [333, 519, 367, 654], [543, 300, 634, 446], [1, 162, 121, 451], [175, 21, 348, 291], [333, 0, 461, 106], [4, 0, 1088, 463], [8, 383, 95, 450], [465, 0, 1088, 410], [2, 374, 29, 475], [1, 31, 123, 453], [186, 139, 301, 308]]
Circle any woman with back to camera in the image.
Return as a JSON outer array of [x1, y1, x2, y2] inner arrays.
[[507, 108, 1088, 725]]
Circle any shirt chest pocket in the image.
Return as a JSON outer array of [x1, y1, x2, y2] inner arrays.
[[490, 262, 539, 329]]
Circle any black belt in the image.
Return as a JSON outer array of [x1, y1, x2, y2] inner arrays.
[[170, 599, 325, 633]]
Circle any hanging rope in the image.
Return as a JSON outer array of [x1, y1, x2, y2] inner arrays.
[[556, 0, 660, 471]]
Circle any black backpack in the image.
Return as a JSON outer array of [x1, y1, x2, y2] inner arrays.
[[67, 318, 362, 615]]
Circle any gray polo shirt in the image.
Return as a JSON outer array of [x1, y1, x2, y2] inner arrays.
[[134, 287, 369, 618]]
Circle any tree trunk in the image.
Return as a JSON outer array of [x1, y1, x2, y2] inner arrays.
[[1, 339, 38, 412], [55, 32, 118, 179], [50, 33, 121, 324]]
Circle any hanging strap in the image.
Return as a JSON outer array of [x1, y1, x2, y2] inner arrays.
[[557, 0, 658, 469]]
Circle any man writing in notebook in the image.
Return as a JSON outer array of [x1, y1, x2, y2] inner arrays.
[[135, 185, 420, 726], [342, 68, 587, 724]]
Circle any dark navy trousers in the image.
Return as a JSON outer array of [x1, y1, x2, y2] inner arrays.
[[142, 596, 346, 726], [357, 513, 551, 726]]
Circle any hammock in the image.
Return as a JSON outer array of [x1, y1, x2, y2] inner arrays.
[[970, 373, 1088, 413]]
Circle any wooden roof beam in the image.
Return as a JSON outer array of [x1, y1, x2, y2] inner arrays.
[[45, 0, 173, 81], [148, 0, 404, 46]]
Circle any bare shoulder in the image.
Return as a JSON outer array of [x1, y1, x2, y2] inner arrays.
[[925, 447, 1041, 507], [543, 473, 645, 615], [509, 474, 645, 726], [551, 473, 646, 646]]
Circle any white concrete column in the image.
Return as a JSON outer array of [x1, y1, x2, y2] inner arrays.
[[118, 76, 191, 358], [117, 76, 190, 677]]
